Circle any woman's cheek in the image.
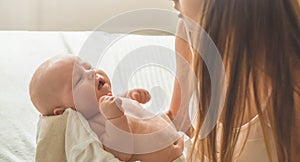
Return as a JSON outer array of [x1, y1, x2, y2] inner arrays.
[[180, 0, 202, 23]]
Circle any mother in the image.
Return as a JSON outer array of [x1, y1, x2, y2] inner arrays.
[[168, 0, 300, 161]]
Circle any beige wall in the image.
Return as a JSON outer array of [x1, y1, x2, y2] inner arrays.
[[0, 0, 175, 31]]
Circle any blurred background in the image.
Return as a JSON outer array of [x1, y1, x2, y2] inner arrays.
[[0, 0, 175, 31], [0, 0, 178, 162], [0, 1, 178, 161]]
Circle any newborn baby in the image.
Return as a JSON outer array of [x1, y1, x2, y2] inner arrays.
[[29, 54, 183, 162]]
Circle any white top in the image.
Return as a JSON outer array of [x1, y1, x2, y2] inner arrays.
[[186, 115, 277, 162], [220, 115, 277, 162]]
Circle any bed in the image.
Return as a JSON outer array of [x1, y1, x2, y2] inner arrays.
[[0, 31, 177, 161]]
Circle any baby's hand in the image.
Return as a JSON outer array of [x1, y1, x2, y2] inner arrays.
[[127, 88, 151, 104], [98, 95, 123, 119]]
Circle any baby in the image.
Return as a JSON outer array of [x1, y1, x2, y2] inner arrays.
[[29, 54, 183, 162]]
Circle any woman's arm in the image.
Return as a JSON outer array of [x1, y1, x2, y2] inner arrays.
[[168, 20, 194, 137]]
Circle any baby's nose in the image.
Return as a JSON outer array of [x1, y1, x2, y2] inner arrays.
[[87, 69, 96, 80], [95, 73, 101, 79]]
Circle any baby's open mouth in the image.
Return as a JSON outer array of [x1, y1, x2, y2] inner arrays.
[[98, 80, 105, 90]]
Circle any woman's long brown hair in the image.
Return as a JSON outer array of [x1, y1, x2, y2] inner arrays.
[[191, 0, 300, 161]]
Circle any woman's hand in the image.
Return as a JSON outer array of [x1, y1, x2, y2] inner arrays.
[[129, 137, 184, 162]]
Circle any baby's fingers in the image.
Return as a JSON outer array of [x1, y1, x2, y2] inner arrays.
[[141, 90, 151, 101], [132, 89, 151, 104], [131, 91, 140, 101], [99, 95, 113, 103]]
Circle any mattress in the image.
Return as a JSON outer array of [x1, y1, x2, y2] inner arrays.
[[0, 31, 176, 161]]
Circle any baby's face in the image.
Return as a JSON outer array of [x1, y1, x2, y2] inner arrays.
[[32, 54, 112, 118], [72, 57, 112, 118]]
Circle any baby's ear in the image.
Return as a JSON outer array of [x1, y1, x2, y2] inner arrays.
[[53, 107, 65, 115]]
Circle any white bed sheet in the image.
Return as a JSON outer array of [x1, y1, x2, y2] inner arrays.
[[0, 31, 176, 161]]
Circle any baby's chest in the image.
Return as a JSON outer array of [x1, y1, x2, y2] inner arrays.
[[129, 117, 173, 134], [87, 115, 106, 137]]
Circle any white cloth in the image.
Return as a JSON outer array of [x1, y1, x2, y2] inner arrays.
[[35, 109, 120, 162], [232, 116, 277, 162], [186, 115, 277, 162]]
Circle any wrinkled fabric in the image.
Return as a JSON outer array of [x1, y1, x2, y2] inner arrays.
[[36, 109, 120, 162]]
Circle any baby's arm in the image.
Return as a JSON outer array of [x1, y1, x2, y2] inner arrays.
[[97, 95, 133, 161]]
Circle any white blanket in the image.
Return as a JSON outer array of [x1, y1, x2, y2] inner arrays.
[[36, 108, 190, 162], [36, 109, 120, 162]]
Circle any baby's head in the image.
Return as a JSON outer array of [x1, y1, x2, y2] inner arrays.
[[29, 54, 112, 118]]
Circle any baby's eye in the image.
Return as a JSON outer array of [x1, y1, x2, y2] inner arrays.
[[82, 62, 93, 70], [74, 75, 82, 87], [73, 64, 81, 81]]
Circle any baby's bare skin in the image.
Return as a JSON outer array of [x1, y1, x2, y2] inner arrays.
[[30, 54, 183, 162], [90, 94, 183, 162]]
